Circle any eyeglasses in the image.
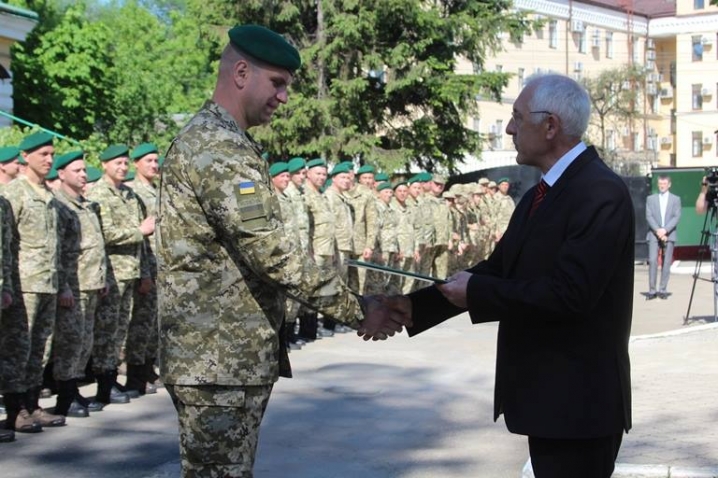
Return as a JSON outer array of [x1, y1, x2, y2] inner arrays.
[[529, 110, 552, 116], [510, 110, 554, 123]]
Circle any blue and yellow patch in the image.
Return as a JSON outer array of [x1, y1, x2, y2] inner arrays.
[[238, 181, 256, 195]]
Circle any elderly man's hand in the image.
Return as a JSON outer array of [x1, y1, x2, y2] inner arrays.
[[436, 271, 471, 308], [357, 295, 413, 341]]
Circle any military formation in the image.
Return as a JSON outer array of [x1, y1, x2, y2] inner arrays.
[[266, 158, 516, 348], [0, 132, 163, 443]]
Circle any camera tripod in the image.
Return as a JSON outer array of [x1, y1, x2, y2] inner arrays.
[[684, 202, 718, 324]]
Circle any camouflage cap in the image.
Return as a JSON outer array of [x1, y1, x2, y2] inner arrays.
[[418, 172, 433, 182], [228, 24, 301, 72], [99, 144, 129, 162], [269, 161, 289, 177], [86, 166, 102, 183], [432, 173, 448, 184], [287, 157, 306, 173], [0, 146, 20, 163], [443, 191, 456, 199], [478, 177, 490, 185], [19, 131, 54, 152], [488, 180, 497, 188], [306, 158, 327, 169], [54, 150, 84, 170], [131, 142, 159, 161], [376, 182, 393, 192]]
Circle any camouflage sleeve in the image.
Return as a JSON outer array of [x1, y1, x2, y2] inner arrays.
[[0, 199, 12, 294], [178, 139, 363, 326], [95, 199, 144, 247], [55, 205, 72, 295]]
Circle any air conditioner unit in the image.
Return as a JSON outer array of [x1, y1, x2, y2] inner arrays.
[[661, 136, 672, 145], [702, 36, 713, 47], [702, 88, 712, 96], [574, 61, 583, 72], [646, 84, 657, 95], [660, 88, 673, 99], [646, 38, 655, 50], [647, 50, 656, 60], [703, 136, 712, 145], [571, 20, 584, 33]]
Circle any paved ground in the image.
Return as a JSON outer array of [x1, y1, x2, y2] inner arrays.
[[1, 264, 717, 478]]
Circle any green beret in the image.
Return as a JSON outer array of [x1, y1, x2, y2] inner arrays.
[[419, 172, 433, 182], [46, 167, 58, 181], [54, 150, 84, 170], [86, 166, 102, 183], [0, 146, 20, 163], [321, 178, 332, 192], [432, 173, 448, 184], [329, 163, 352, 177], [306, 158, 327, 169], [288, 157, 306, 173], [357, 165, 375, 176], [261, 152, 270, 161], [375, 172, 389, 182], [158, 155, 165, 167], [337, 160, 354, 171], [18, 156, 26, 165], [497, 177, 510, 185], [131, 143, 159, 161], [19, 131, 54, 152], [124, 170, 135, 182], [407, 174, 422, 185], [228, 24, 301, 72], [99, 144, 129, 162], [269, 161, 289, 177], [376, 182, 393, 192], [393, 181, 407, 189]]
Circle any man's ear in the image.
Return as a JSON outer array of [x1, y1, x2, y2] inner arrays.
[[545, 115, 560, 141], [233, 60, 250, 89]]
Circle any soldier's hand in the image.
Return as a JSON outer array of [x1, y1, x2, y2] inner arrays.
[[362, 248, 373, 260], [357, 295, 413, 341], [59, 289, 75, 309], [1, 291, 12, 309], [139, 216, 156, 236], [138, 277, 154, 294]]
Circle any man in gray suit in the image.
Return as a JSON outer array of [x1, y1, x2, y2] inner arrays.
[[646, 175, 682, 299]]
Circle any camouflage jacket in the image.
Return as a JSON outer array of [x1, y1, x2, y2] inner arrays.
[[2, 176, 59, 294], [493, 193, 516, 234], [156, 101, 362, 387], [303, 185, 336, 257], [126, 179, 158, 277], [347, 184, 378, 254], [87, 178, 148, 282], [55, 189, 107, 292], [324, 187, 353, 254], [283, 181, 309, 251], [374, 199, 399, 253], [424, 194, 452, 247], [276, 190, 300, 251], [391, 198, 415, 255]]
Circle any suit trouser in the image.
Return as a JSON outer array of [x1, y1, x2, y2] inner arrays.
[[167, 383, 273, 478], [648, 239, 674, 294], [529, 432, 623, 478]]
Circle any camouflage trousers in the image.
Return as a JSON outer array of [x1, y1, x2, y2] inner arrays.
[[92, 277, 135, 373], [0, 292, 56, 391], [365, 251, 401, 296], [350, 253, 367, 294], [52, 291, 99, 381], [432, 245, 450, 281], [398, 255, 416, 295], [125, 281, 158, 366], [167, 384, 273, 478]]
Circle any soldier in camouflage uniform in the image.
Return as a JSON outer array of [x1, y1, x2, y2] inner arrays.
[[425, 175, 452, 280], [51, 151, 108, 417], [482, 179, 499, 258], [366, 182, 401, 295], [493, 177, 516, 244], [87, 144, 155, 406], [1, 132, 64, 432], [156, 25, 404, 478], [346, 164, 378, 294], [324, 163, 354, 287], [391, 181, 418, 294], [125, 143, 161, 396]]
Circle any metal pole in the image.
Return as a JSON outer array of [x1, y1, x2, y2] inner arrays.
[[0, 110, 81, 145]]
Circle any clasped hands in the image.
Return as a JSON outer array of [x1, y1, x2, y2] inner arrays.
[[356, 271, 472, 341]]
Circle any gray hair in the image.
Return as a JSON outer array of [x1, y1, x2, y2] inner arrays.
[[524, 74, 591, 139]]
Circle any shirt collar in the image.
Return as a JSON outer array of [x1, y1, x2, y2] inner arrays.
[[542, 141, 587, 187]]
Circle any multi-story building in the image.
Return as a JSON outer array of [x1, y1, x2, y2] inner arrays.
[[459, 0, 718, 173], [0, 2, 38, 128]]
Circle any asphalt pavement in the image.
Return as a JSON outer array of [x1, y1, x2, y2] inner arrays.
[[1, 263, 717, 478]]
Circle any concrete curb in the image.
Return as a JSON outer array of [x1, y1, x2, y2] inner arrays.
[[630, 321, 718, 342], [521, 460, 718, 478]]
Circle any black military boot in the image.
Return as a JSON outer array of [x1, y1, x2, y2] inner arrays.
[[113, 369, 140, 399], [92, 371, 130, 406], [125, 363, 147, 396], [55, 380, 89, 418]]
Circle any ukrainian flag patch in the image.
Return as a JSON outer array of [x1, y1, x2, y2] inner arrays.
[[238, 181, 256, 195]]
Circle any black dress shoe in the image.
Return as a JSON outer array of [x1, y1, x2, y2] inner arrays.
[[658, 292, 668, 299], [646, 293, 657, 300], [145, 383, 158, 395], [76, 393, 104, 412], [65, 401, 90, 418], [288, 342, 302, 351], [109, 387, 131, 404], [114, 383, 140, 399]]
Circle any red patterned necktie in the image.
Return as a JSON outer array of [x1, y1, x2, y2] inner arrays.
[[529, 180, 549, 217]]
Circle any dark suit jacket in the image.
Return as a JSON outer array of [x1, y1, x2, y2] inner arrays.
[[408, 147, 634, 439]]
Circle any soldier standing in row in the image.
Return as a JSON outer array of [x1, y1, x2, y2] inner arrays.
[[347, 165, 378, 294], [51, 151, 107, 417], [125, 143, 161, 395], [424, 174, 451, 280], [155, 25, 402, 477], [366, 182, 400, 295], [493, 177, 515, 244], [2, 132, 65, 432], [392, 181, 418, 294], [324, 163, 354, 290], [87, 144, 155, 406]]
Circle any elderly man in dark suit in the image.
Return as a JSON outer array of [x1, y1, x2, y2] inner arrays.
[[366, 74, 634, 478], [646, 175, 681, 299]]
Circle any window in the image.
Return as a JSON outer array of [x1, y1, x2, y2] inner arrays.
[[549, 20, 558, 49], [695, 0, 705, 9], [693, 132, 703, 157], [607, 130, 615, 150], [693, 84, 703, 110], [518, 68, 525, 90], [472, 62, 482, 75], [633, 132, 640, 152], [472, 117, 480, 132], [605, 32, 613, 58], [693, 35, 704, 62], [632, 37, 640, 64], [578, 29, 587, 53], [496, 65, 503, 73]]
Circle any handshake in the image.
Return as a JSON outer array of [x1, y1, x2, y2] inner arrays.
[[356, 295, 413, 341]]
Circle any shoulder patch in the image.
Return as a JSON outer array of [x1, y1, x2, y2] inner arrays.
[[238, 181, 256, 195]]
